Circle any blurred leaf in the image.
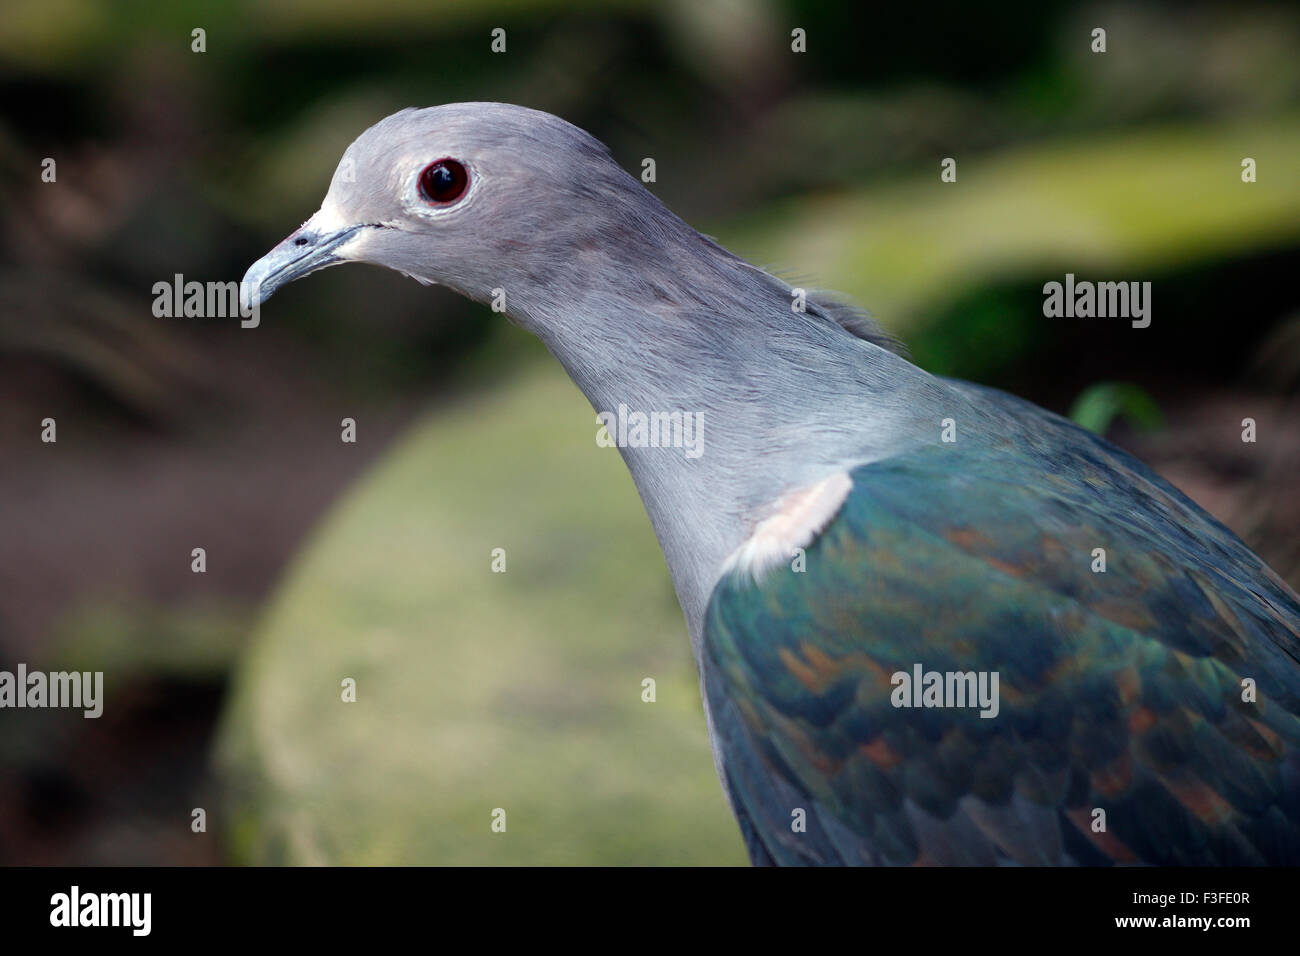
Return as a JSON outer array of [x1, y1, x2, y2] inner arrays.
[[1069, 381, 1165, 435], [721, 115, 1300, 338], [50, 599, 253, 689]]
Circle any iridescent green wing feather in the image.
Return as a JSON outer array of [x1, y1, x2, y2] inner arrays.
[[703, 414, 1300, 865]]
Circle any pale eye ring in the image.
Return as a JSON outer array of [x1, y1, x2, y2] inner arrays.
[[418, 159, 469, 205]]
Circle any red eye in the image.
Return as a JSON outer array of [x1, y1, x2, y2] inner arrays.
[[419, 159, 469, 204]]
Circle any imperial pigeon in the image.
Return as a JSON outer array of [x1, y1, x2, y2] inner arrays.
[[243, 103, 1300, 866]]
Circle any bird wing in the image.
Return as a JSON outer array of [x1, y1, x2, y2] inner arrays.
[[703, 415, 1300, 865]]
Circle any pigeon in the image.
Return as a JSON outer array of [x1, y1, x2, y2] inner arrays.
[[244, 103, 1300, 865]]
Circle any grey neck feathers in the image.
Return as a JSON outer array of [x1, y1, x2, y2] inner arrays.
[[501, 178, 954, 652]]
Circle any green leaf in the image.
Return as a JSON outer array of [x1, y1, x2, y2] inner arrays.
[[1069, 381, 1165, 435]]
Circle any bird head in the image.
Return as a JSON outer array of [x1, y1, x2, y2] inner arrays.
[[242, 102, 664, 317]]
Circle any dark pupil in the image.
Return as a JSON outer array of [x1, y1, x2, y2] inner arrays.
[[421, 161, 466, 202], [430, 166, 454, 191]]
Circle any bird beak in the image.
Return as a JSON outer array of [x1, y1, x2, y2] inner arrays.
[[241, 217, 368, 311]]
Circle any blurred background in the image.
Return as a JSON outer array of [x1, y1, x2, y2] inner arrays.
[[1, 0, 1298, 865]]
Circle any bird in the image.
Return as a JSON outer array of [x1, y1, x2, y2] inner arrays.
[[243, 102, 1300, 865]]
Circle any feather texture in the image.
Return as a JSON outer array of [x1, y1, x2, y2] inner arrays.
[[704, 406, 1300, 865]]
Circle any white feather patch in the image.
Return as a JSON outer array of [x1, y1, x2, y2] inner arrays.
[[721, 471, 853, 582]]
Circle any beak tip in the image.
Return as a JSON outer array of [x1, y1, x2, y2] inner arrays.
[[241, 220, 363, 315], [240, 263, 273, 312]]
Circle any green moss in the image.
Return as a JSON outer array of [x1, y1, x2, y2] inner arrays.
[[214, 363, 747, 865]]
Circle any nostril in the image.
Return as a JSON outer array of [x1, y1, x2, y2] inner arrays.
[[294, 236, 309, 246]]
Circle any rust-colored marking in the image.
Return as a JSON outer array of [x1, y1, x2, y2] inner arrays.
[[859, 737, 904, 770], [1090, 751, 1133, 798], [1066, 808, 1140, 863], [1128, 706, 1157, 735]]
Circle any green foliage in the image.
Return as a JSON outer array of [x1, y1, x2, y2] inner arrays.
[[722, 115, 1300, 354], [1069, 382, 1165, 436], [50, 600, 252, 687]]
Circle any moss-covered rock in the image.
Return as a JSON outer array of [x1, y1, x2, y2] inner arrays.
[[214, 362, 747, 864]]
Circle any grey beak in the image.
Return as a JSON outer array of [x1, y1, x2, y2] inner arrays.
[[241, 222, 368, 311]]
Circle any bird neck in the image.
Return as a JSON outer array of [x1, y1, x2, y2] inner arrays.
[[510, 217, 942, 653]]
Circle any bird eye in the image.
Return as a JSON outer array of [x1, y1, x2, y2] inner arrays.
[[418, 159, 469, 205]]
